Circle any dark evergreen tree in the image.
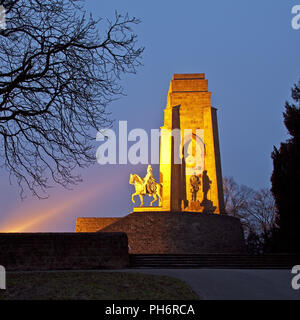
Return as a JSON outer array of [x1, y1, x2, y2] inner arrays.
[[246, 229, 263, 255], [271, 81, 300, 253]]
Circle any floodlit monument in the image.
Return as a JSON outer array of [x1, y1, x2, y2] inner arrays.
[[131, 73, 224, 214], [76, 74, 246, 254]]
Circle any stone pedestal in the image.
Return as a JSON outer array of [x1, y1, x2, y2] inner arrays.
[[98, 212, 246, 254]]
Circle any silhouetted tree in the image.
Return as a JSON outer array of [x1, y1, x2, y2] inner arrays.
[[246, 228, 264, 255], [271, 80, 300, 253], [223, 176, 254, 233], [0, 0, 143, 198], [223, 177, 278, 253], [246, 188, 278, 237]]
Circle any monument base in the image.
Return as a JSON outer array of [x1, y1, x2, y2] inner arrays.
[[133, 206, 168, 212], [98, 211, 246, 254]]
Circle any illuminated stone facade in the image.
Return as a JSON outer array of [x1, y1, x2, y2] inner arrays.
[[153, 74, 224, 213]]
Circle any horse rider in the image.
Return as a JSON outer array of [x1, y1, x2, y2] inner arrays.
[[143, 165, 156, 194]]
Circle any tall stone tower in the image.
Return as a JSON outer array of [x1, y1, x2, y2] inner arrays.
[[159, 73, 225, 214]]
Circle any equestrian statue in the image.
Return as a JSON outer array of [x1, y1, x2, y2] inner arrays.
[[129, 165, 162, 207]]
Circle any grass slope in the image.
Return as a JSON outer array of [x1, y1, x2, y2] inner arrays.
[[0, 271, 199, 300]]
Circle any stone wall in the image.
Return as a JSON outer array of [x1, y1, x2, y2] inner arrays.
[[75, 217, 121, 232], [0, 232, 128, 271], [99, 212, 246, 254]]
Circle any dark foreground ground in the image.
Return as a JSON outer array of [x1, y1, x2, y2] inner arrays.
[[0, 271, 199, 300], [126, 268, 300, 300]]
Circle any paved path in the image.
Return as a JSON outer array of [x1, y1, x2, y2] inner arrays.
[[123, 269, 300, 300]]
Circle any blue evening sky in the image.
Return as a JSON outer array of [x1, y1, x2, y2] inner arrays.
[[0, 0, 299, 232]]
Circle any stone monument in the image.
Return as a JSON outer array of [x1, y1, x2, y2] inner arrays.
[[132, 73, 224, 214], [75, 73, 246, 254]]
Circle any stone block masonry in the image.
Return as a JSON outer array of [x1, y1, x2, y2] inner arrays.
[[0, 232, 129, 271], [75, 217, 121, 232], [99, 212, 246, 254]]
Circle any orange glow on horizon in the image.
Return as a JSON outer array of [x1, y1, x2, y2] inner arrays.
[[0, 188, 101, 232], [0, 171, 127, 232]]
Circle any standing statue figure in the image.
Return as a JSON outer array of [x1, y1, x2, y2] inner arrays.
[[190, 172, 201, 201], [202, 170, 212, 200], [129, 165, 162, 207]]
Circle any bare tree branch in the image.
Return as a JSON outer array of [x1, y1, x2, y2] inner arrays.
[[0, 0, 144, 198], [223, 177, 278, 238]]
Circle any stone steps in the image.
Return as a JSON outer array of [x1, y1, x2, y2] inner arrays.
[[129, 254, 300, 269]]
